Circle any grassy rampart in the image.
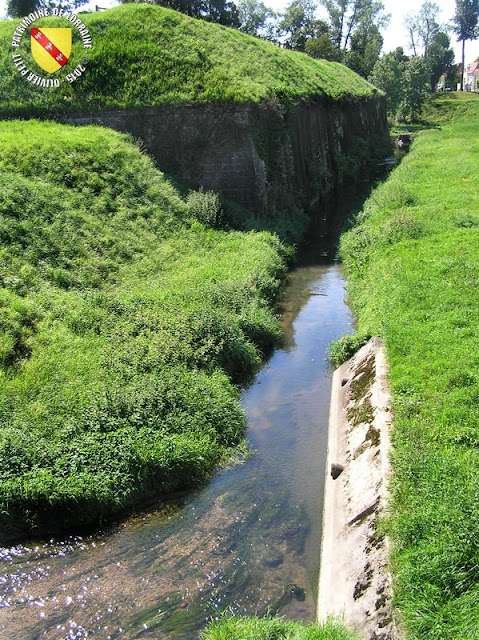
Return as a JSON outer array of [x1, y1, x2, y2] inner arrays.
[[0, 119, 300, 540], [0, 4, 378, 117], [340, 95, 479, 638]]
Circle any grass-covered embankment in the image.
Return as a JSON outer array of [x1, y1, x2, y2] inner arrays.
[[0, 4, 378, 117], [340, 95, 479, 638], [0, 119, 298, 541], [201, 615, 359, 640]]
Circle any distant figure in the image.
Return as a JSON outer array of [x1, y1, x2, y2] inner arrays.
[[396, 134, 411, 150]]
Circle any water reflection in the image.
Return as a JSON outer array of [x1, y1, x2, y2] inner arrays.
[[0, 240, 353, 640]]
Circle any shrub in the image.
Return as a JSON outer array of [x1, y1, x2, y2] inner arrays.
[[328, 333, 372, 367], [187, 188, 224, 228]]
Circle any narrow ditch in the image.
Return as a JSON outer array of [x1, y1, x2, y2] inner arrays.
[[0, 190, 385, 639]]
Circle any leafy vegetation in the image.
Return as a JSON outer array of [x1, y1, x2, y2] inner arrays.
[[0, 119, 298, 540], [452, 0, 479, 90], [201, 614, 359, 640], [339, 95, 479, 638], [120, 0, 241, 27], [328, 333, 371, 367], [421, 89, 479, 124], [0, 4, 377, 118]]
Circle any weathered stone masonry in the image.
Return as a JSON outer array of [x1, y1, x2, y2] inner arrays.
[[58, 95, 389, 215]]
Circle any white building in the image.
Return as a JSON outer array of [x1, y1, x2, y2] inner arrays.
[[464, 60, 479, 92]]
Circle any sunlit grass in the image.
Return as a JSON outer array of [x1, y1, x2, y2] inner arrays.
[[340, 95, 479, 639], [201, 615, 360, 640], [0, 4, 377, 116], [0, 119, 297, 540]]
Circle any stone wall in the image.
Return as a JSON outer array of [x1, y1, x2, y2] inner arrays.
[[58, 95, 389, 215]]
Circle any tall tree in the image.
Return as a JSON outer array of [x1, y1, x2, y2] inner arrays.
[[426, 31, 455, 90], [278, 0, 329, 51], [397, 56, 429, 122], [319, 0, 389, 51], [344, 22, 383, 77], [368, 47, 407, 115], [238, 0, 276, 37], [452, 0, 479, 89], [404, 1, 440, 58]]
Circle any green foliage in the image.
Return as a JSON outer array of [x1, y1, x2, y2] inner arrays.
[[201, 614, 360, 640], [368, 48, 406, 116], [328, 333, 371, 367], [370, 36, 454, 118], [278, 0, 329, 52], [0, 4, 377, 118], [237, 0, 277, 38], [396, 56, 429, 122], [320, 0, 389, 50], [0, 120, 296, 540], [121, 0, 240, 26], [452, 0, 479, 43], [7, 0, 38, 18], [339, 95, 479, 638], [343, 24, 383, 79], [305, 34, 341, 61], [426, 31, 455, 91], [187, 187, 224, 228]]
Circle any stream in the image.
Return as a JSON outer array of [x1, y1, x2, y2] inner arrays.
[[0, 217, 355, 640]]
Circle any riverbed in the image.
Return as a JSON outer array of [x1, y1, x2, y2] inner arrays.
[[0, 227, 354, 640]]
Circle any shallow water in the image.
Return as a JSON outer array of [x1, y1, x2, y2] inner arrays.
[[0, 230, 354, 640]]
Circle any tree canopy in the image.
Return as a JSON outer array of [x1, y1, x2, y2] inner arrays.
[[369, 49, 430, 122], [278, 0, 329, 51], [319, 0, 389, 51], [277, 0, 388, 76], [7, 0, 86, 18], [118, 0, 240, 26], [452, 0, 479, 89], [237, 0, 276, 37]]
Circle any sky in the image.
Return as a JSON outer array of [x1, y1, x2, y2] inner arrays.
[[1, 0, 479, 65]]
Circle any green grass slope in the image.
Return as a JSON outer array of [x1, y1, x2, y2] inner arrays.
[[0, 119, 294, 540], [0, 4, 377, 116], [340, 96, 479, 638], [201, 615, 359, 640]]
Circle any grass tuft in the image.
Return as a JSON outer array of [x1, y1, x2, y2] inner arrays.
[[328, 333, 371, 367]]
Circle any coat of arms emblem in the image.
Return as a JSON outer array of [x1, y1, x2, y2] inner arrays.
[[30, 27, 72, 73]]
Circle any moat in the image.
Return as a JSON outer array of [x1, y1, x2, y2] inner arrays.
[[0, 218, 354, 640]]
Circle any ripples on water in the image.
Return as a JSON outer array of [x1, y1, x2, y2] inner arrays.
[[0, 231, 354, 640]]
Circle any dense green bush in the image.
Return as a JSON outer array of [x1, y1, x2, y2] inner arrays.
[[187, 188, 224, 228], [328, 333, 371, 367]]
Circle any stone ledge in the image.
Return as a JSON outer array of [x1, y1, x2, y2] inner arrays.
[[317, 337, 399, 640]]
